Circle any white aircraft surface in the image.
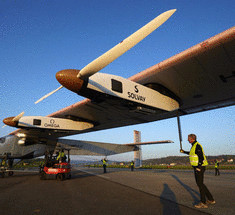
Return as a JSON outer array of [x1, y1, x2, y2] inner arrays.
[[1, 9, 234, 166]]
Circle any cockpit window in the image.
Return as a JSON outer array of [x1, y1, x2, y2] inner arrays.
[[0, 137, 5, 144]]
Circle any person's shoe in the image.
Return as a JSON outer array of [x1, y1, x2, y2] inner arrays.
[[206, 200, 216, 205], [194, 202, 208, 208]]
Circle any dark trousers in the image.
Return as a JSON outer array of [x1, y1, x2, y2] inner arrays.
[[131, 166, 134, 171], [103, 164, 106, 173], [194, 166, 214, 203], [215, 168, 220, 176]]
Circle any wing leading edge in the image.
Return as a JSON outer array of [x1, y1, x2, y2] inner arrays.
[[49, 27, 235, 135]]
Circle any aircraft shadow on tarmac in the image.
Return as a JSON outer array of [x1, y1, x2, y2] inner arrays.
[[171, 174, 200, 205], [0, 172, 38, 179], [0, 170, 106, 180], [160, 183, 181, 215]]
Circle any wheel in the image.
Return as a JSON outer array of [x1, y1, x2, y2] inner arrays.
[[8, 171, 14, 176], [1, 172, 5, 178], [57, 173, 64, 181]]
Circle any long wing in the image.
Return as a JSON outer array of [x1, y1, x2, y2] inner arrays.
[[50, 26, 235, 131], [9, 26, 235, 141]]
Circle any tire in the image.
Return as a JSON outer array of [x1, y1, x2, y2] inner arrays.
[[8, 171, 14, 177], [0, 172, 5, 178], [57, 173, 64, 181]]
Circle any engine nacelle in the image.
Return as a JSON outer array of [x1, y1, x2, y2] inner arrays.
[[56, 70, 180, 112], [16, 116, 94, 131], [86, 73, 180, 112]]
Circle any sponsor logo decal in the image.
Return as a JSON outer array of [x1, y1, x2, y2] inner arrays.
[[134, 85, 139, 93], [128, 85, 146, 102], [44, 119, 60, 128], [48, 168, 58, 172]]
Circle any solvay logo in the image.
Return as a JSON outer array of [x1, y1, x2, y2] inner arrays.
[[127, 85, 146, 102], [134, 85, 139, 93]]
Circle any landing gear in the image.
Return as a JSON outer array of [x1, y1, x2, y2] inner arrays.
[[0, 157, 14, 178], [0, 170, 5, 178], [8, 171, 14, 176], [0, 167, 13, 178]]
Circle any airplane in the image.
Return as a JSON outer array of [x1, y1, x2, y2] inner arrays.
[[1, 8, 235, 171], [0, 9, 177, 170]]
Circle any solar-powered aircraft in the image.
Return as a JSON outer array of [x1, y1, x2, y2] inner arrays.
[[1, 9, 234, 171]]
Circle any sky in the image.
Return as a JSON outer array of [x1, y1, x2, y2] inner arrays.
[[0, 0, 234, 161]]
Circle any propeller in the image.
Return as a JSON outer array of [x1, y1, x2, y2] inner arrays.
[[77, 9, 176, 79], [3, 111, 25, 127], [35, 9, 177, 104]]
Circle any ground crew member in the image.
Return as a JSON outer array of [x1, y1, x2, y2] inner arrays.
[[101, 158, 107, 173], [0, 159, 6, 178], [215, 160, 220, 176], [57, 149, 66, 163], [0, 159, 6, 167], [180, 134, 215, 209], [130, 161, 134, 171]]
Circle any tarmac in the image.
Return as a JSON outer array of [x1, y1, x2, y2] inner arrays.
[[0, 167, 234, 215]]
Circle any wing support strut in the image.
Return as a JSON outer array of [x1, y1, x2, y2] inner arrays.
[[177, 113, 183, 150]]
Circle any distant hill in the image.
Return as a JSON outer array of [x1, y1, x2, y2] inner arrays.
[[142, 155, 235, 165], [71, 155, 235, 166]]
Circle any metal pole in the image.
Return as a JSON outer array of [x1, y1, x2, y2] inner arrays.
[[177, 113, 182, 150]]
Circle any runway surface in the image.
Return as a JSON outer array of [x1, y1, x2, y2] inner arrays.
[[0, 167, 234, 215]]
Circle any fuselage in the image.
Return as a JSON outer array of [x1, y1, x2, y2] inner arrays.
[[0, 135, 51, 159]]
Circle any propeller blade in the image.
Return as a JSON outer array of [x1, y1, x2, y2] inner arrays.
[[35, 85, 63, 104], [78, 9, 176, 79], [13, 111, 25, 121], [35, 9, 176, 104]]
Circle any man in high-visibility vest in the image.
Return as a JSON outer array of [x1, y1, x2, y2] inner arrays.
[[130, 161, 134, 171], [57, 149, 66, 163], [0, 159, 6, 167], [101, 158, 107, 173], [180, 134, 215, 209], [215, 160, 220, 176]]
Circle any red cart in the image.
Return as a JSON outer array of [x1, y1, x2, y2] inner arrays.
[[40, 149, 71, 181]]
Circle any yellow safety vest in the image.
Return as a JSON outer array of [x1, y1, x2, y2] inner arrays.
[[189, 142, 208, 166], [57, 152, 65, 160], [102, 160, 106, 165], [215, 162, 218, 168], [1, 160, 6, 166]]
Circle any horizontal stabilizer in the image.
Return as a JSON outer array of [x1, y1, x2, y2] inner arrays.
[[57, 139, 135, 156], [57, 139, 173, 156], [125, 140, 173, 146]]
